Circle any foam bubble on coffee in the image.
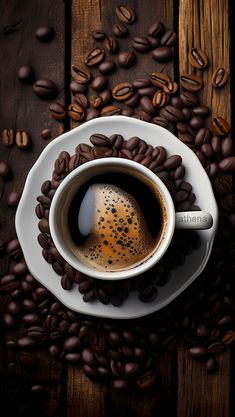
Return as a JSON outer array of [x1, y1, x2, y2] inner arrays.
[[74, 183, 157, 271]]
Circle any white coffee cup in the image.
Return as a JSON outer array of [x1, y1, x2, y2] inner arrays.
[[49, 158, 213, 280]]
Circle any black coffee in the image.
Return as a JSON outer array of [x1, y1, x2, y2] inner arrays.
[[67, 172, 164, 271]]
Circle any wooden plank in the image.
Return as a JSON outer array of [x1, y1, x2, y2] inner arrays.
[[68, 1, 109, 415], [178, 339, 230, 417], [0, 1, 66, 415], [69, 0, 177, 416], [178, 3, 231, 416]]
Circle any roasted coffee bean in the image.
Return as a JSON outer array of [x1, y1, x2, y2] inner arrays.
[[71, 65, 91, 84], [180, 91, 199, 107], [0, 274, 19, 292], [117, 51, 136, 68], [189, 346, 208, 358], [73, 93, 89, 109], [11, 261, 28, 276], [137, 371, 156, 389], [206, 358, 218, 373], [105, 36, 118, 53], [112, 379, 129, 391], [221, 135, 233, 157], [218, 156, 235, 172], [41, 129, 51, 140], [98, 60, 116, 74], [3, 313, 15, 328], [101, 105, 121, 116], [17, 336, 36, 350], [85, 108, 100, 121], [84, 48, 105, 66], [133, 78, 151, 88], [68, 103, 85, 121], [152, 46, 172, 62], [152, 116, 168, 128], [195, 127, 211, 146], [82, 348, 97, 367], [152, 90, 169, 108], [192, 105, 210, 118], [113, 23, 128, 37], [91, 74, 107, 92], [49, 103, 66, 120], [147, 36, 160, 48], [212, 67, 229, 88], [33, 79, 57, 99], [201, 143, 214, 159], [99, 89, 112, 106], [23, 313, 41, 325], [90, 95, 103, 109], [41, 180, 51, 195], [112, 82, 133, 101], [124, 362, 139, 377], [7, 239, 22, 260], [18, 64, 34, 83], [15, 130, 31, 149], [212, 116, 230, 136], [132, 36, 151, 52], [125, 92, 140, 107], [2, 128, 14, 146], [92, 30, 106, 41], [180, 73, 203, 92], [115, 5, 136, 24], [164, 155, 182, 169], [90, 134, 110, 147], [52, 262, 65, 275], [148, 21, 164, 37], [35, 26, 54, 42], [160, 105, 184, 123], [0, 161, 10, 178], [205, 163, 218, 178], [140, 96, 155, 115], [208, 342, 226, 355], [211, 135, 221, 154], [7, 191, 21, 208], [222, 330, 235, 346], [160, 30, 177, 46], [188, 47, 208, 69], [182, 107, 192, 120], [189, 116, 204, 130], [133, 111, 152, 122], [138, 86, 156, 97], [151, 72, 174, 93]]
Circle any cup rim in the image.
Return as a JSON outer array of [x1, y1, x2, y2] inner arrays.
[[49, 157, 175, 280]]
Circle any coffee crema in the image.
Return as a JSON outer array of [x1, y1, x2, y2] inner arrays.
[[65, 172, 166, 272]]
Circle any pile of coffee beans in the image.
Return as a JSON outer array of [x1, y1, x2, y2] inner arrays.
[[35, 133, 201, 306], [1, 3, 235, 392]]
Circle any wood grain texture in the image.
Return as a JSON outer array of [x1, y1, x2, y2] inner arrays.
[[178, 0, 230, 122], [178, 1, 231, 415], [178, 339, 230, 417], [69, 1, 177, 416], [0, 1, 66, 416]]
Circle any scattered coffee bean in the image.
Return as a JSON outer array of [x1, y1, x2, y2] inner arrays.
[[113, 23, 128, 37], [212, 68, 229, 88], [117, 51, 136, 68], [0, 161, 10, 178], [211, 116, 230, 136], [218, 156, 235, 172], [147, 36, 160, 48], [73, 93, 89, 109], [49, 103, 66, 120], [15, 130, 31, 149], [152, 90, 169, 108], [221, 135, 233, 158], [2, 128, 14, 146], [192, 105, 210, 118], [115, 5, 136, 24], [91, 74, 107, 92], [67, 103, 85, 121], [132, 36, 151, 52], [18, 64, 34, 83], [180, 91, 199, 107], [98, 60, 116, 75], [35, 26, 54, 42], [140, 96, 155, 115], [71, 64, 91, 83], [148, 21, 164, 37], [33, 79, 57, 99], [105, 37, 118, 53], [92, 30, 106, 41], [112, 82, 133, 101], [160, 30, 177, 46], [180, 73, 203, 92], [152, 46, 172, 62], [101, 105, 121, 116], [188, 47, 209, 69], [90, 95, 103, 109], [41, 129, 51, 140], [206, 357, 218, 373], [7, 191, 21, 208], [84, 48, 105, 66]]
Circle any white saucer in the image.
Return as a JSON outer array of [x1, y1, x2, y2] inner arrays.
[[15, 116, 218, 319]]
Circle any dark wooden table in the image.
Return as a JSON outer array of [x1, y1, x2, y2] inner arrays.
[[0, 1, 234, 416]]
